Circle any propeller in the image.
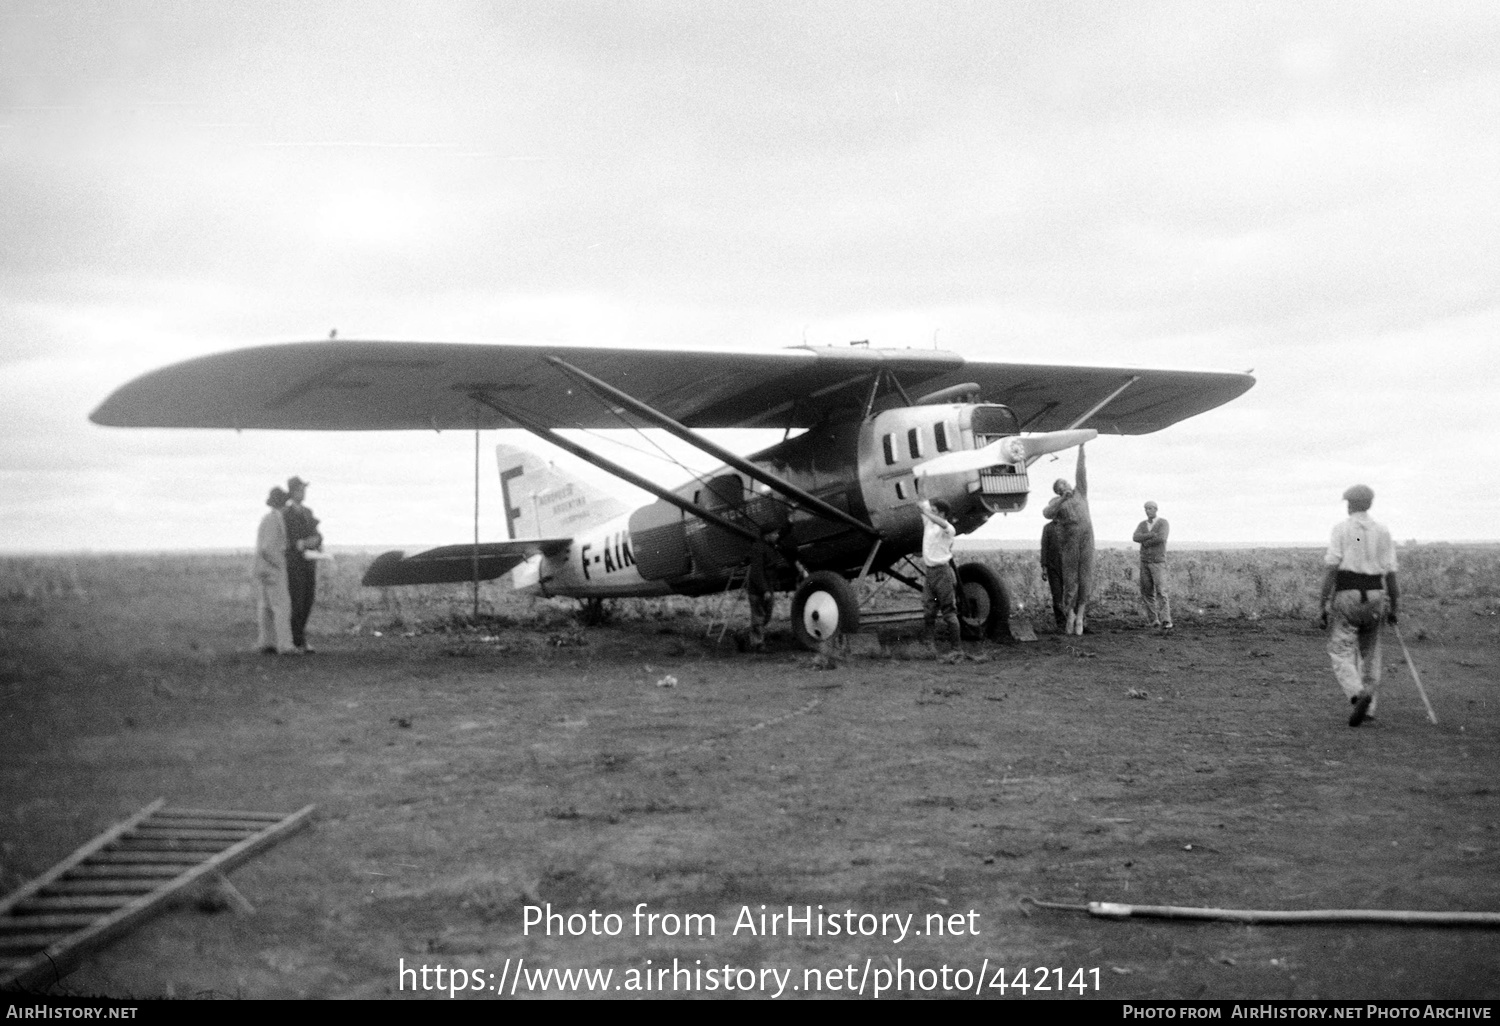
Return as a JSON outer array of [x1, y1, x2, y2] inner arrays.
[[912, 428, 1097, 478]]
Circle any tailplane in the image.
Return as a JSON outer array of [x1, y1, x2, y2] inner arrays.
[[496, 444, 628, 540]]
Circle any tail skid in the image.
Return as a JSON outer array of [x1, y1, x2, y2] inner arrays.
[[497, 444, 628, 540]]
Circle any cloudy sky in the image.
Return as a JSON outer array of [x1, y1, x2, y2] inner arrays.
[[2, 1, 1497, 552]]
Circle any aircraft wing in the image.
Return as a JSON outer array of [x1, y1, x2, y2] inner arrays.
[[925, 362, 1255, 435], [361, 539, 570, 587], [91, 340, 1252, 435]]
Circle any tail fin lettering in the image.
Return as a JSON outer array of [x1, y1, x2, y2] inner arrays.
[[496, 444, 628, 539]]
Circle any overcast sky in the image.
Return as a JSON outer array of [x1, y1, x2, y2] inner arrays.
[[2, 1, 1497, 552]]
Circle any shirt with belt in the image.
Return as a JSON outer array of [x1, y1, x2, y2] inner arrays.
[[1324, 511, 1397, 583]]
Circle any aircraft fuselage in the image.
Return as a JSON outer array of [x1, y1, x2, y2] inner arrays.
[[513, 402, 1031, 598]]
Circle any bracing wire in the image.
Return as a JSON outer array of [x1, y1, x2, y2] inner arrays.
[[564, 406, 801, 520]]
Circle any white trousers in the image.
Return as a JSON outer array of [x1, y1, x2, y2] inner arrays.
[[1327, 589, 1385, 713], [256, 575, 295, 653]]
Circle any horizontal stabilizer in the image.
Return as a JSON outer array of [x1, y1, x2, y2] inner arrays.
[[362, 539, 570, 587]]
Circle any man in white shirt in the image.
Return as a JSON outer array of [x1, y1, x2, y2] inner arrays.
[[1319, 484, 1399, 727], [250, 486, 297, 655], [919, 499, 963, 655]]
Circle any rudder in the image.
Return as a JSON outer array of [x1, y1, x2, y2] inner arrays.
[[496, 444, 628, 539]]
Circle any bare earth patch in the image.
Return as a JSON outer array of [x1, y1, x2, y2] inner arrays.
[[1, 550, 1497, 1000]]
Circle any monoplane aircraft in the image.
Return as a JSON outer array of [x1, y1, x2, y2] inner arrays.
[[91, 340, 1253, 647]]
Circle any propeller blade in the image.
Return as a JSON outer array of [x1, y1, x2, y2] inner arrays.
[[912, 440, 1008, 478], [1020, 428, 1097, 460], [913, 429, 1097, 479]]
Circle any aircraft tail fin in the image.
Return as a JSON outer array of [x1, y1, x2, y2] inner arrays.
[[496, 444, 628, 540]]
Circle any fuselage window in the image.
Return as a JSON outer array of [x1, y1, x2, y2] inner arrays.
[[882, 433, 896, 465], [907, 427, 923, 460], [934, 422, 949, 453], [895, 480, 907, 500]]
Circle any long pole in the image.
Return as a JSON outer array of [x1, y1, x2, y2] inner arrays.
[[472, 424, 480, 620], [1393, 625, 1437, 724], [1022, 897, 1500, 926]]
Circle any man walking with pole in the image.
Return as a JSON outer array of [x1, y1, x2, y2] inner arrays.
[[1319, 484, 1399, 728]]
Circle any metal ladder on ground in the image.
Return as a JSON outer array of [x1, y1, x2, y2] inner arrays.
[[0, 798, 314, 992], [703, 567, 749, 643]]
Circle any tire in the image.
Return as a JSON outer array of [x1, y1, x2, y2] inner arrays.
[[790, 571, 861, 650], [957, 562, 1011, 642]]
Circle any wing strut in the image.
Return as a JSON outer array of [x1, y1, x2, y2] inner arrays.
[[1026, 376, 1140, 467], [861, 368, 912, 421], [467, 390, 760, 544], [544, 357, 879, 539]]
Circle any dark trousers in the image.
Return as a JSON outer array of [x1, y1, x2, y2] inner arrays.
[[922, 562, 960, 646], [287, 561, 317, 648], [747, 586, 774, 648], [1041, 521, 1066, 629]]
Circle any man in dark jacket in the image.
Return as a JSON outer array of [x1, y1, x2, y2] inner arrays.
[[283, 475, 323, 653]]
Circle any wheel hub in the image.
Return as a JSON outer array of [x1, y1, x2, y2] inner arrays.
[[802, 590, 842, 640], [962, 583, 991, 625]]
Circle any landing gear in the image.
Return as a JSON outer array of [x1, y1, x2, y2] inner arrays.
[[957, 562, 1011, 642], [791, 571, 860, 651], [579, 597, 611, 626]]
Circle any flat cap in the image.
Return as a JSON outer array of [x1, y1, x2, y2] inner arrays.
[[1342, 484, 1374, 510]]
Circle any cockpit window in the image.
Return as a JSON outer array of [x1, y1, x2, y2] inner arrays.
[[972, 405, 1021, 439]]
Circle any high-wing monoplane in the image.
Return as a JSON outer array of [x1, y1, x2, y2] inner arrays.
[[91, 340, 1253, 647]]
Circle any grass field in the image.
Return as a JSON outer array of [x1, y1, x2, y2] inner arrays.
[[2, 546, 1498, 1000], [8, 542, 1498, 629]]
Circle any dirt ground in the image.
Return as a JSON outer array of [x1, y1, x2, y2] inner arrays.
[[2, 551, 1498, 1000]]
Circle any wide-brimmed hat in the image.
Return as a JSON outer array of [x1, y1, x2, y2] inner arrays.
[[288, 476, 310, 491], [1342, 484, 1374, 510]]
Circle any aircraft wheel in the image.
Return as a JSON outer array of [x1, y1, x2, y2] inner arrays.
[[957, 562, 1011, 642], [791, 572, 861, 651]]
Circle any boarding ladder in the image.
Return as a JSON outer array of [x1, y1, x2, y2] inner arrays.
[[703, 567, 750, 644]]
